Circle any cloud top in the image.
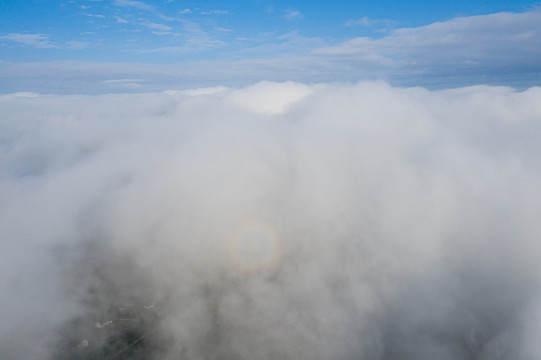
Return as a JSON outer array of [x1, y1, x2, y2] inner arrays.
[[1, 81, 541, 359]]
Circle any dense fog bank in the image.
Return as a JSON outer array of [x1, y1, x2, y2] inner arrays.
[[1, 81, 541, 359]]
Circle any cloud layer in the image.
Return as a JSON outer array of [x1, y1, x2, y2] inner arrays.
[[317, 11, 541, 79], [1, 82, 541, 359]]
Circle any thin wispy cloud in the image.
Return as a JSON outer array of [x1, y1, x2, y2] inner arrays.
[[115, 16, 129, 23], [86, 13, 106, 18], [0, 34, 90, 52], [103, 78, 146, 83], [179, 9, 192, 14], [66, 40, 90, 49], [0, 33, 56, 49], [140, 21, 172, 31], [345, 16, 394, 27], [113, 0, 155, 12], [284, 8, 303, 21], [201, 9, 229, 15], [132, 39, 226, 53], [151, 31, 169, 36], [103, 78, 146, 88]]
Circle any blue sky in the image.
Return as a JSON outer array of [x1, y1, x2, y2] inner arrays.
[[1, 0, 540, 92]]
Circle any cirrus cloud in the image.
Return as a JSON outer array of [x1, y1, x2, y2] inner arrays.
[[0, 33, 57, 49]]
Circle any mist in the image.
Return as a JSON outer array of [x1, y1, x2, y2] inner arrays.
[[1, 81, 541, 359]]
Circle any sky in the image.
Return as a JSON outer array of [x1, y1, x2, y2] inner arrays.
[[1, 0, 541, 92]]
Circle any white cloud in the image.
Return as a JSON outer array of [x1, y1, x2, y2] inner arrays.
[[0, 33, 57, 49], [103, 78, 145, 83], [132, 40, 225, 53], [5, 91, 40, 98], [66, 40, 90, 49], [314, 11, 541, 84], [201, 9, 228, 15], [181, 85, 228, 96], [113, 0, 155, 12], [1, 81, 541, 359], [126, 19, 226, 52], [284, 8, 303, 21], [86, 13, 106, 18], [0, 34, 88, 51], [151, 31, 172, 36], [140, 21, 172, 31], [115, 16, 129, 23], [345, 16, 394, 27], [226, 81, 313, 114], [179, 8, 192, 14], [103, 78, 146, 88]]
